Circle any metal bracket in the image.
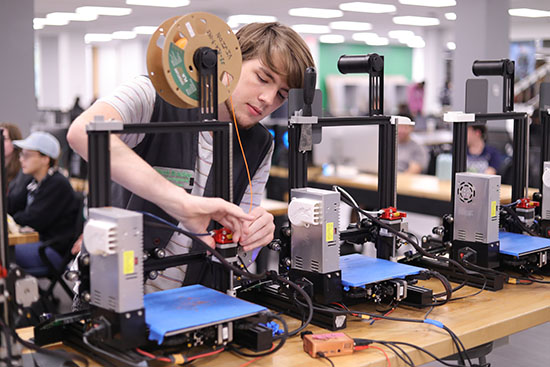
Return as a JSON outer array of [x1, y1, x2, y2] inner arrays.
[[443, 111, 476, 123]]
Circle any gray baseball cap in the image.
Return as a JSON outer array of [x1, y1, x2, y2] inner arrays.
[[13, 131, 61, 159]]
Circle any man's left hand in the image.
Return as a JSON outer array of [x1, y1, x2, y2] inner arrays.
[[239, 206, 275, 252]]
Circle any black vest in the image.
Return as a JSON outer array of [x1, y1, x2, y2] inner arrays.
[[111, 94, 273, 252]]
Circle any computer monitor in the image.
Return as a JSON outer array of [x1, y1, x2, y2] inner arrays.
[[312, 125, 379, 174]]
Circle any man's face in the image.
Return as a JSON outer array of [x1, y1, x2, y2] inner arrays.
[[19, 149, 48, 176], [228, 58, 290, 129]]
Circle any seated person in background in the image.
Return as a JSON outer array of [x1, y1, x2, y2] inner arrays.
[[0, 122, 25, 191], [467, 125, 504, 175], [397, 121, 429, 174], [7, 132, 79, 269]]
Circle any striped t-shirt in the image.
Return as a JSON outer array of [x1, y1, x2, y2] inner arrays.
[[98, 75, 274, 293]]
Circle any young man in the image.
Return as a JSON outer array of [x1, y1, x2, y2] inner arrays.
[[67, 22, 314, 292], [8, 132, 79, 269], [467, 125, 504, 175], [397, 119, 429, 174]]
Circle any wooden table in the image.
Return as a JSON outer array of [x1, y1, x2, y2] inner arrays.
[[18, 278, 550, 367], [8, 232, 39, 246], [262, 198, 288, 217], [269, 166, 537, 216]]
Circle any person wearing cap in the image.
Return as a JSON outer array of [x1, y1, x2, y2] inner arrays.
[[7, 132, 79, 266]]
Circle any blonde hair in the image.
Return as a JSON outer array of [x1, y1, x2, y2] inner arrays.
[[0, 123, 22, 187], [236, 22, 315, 89]]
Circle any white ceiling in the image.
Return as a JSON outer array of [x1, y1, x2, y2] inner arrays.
[[34, 0, 550, 43]]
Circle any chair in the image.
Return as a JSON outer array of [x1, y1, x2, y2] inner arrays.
[[34, 192, 85, 301]]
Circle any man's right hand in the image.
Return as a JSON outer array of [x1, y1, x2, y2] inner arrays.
[[162, 187, 254, 248]]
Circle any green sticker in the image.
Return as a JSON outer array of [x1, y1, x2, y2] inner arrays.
[[168, 43, 199, 101], [154, 166, 194, 190]]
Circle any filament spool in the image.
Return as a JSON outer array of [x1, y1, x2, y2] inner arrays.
[[146, 12, 242, 108]]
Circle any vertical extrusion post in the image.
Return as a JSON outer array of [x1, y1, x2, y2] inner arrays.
[[512, 115, 528, 201], [378, 121, 397, 209], [87, 121, 123, 208], [542, 110, 550, 191]]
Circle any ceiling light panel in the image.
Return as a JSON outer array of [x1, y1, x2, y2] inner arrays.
[[320, 34, 345, 43], [126, 0, 190, 7], [112, 31, 137, 40], [76, 6, 132, 17], [398, 0, 456, 7], [289, 8, 343, 18], [84, 33, 113, 43], [132, 26, 158, 35], [393, 15, 440, 26], [366, 37, 389, 46], [352, 32, 380, 42], [227, 14, 277, 27], [388, 30, 415, 42], [329, 21, 372, 31], [33, 17, 69, 26], [407, 36, 426, 48], [46, 12, 98, 22], [445, 12, 457, 20], [508, 8, 550, 18], [339, 2, 396, 14], [292, 24, 331, 34]]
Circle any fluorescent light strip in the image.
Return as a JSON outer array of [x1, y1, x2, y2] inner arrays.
[[366, 37, 389, 46], [126, 0, 190, 7], [407, 36, 425, 48], [320, 34, 345, 44], [33, 17, 69, 26], [46, 12, 98, 22], [133, 26, 158, 35], [76, 6, 132, 17], [289, 7, 343, 18], [445, 12, 457, 20], [112, 31, 137, 40], [508, 8, 550, 18], [388, 30, 415, 41], [398, 0, 456, 7], [84, 33, 113, 43], [393, 15, 440, 26], [339, 2, 396, 14], [227, 14, 277, 25], [329, 21, 372, 31], [352, 32, 380, 42], [292, 24, 331, 34]]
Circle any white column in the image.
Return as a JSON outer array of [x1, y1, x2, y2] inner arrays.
[[0, 0, 35, 135], [452, 0, 510, 114], [38, 35, 60, 110], [58, 32, 93, 110], [422, 28, 445, 116]]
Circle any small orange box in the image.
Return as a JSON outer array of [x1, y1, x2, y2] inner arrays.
[[303, 332, 354, 357]]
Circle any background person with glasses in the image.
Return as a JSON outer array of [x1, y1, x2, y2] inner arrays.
[[7, 131, 79, 269]]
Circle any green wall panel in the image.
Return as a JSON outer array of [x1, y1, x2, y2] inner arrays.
[[319, 43, 413, 111]]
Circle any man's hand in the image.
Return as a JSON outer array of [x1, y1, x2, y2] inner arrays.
[[239, 206, 275, 252], [71, 234, 83, 255], [163, 190, 254, 249]]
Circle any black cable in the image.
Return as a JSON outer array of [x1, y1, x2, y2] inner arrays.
[[0, 318, 89, 367], [144, 220, 266, 281], [82, 335, 137, 367], [334, 186, 491, 303], [317, 352, 335, 367], [501, 206, 539, 237], [146, 218, 315, 337]]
